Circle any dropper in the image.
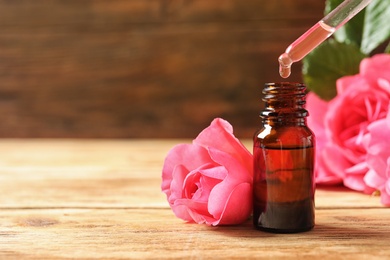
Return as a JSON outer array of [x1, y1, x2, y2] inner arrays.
[[278, 0, 373, 78]]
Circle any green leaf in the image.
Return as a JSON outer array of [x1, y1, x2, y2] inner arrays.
[[325, 0, 365, 47], [301, 0, 390, 101], [361, 0, 390, 54], [386, 43, 390, 54], [302, 40, 366, 100]]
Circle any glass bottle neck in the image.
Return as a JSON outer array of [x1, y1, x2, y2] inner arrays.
[[260, 82, 309, 126], [262, 117, 307, 127]]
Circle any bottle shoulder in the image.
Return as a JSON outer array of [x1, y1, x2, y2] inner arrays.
[[254, 125, 315, 148]]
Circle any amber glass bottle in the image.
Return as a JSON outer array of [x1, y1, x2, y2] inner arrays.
[[253, 82, 315, 233]]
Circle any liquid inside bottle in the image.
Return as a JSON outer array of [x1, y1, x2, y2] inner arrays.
[[253, 145, 315, 233], [253, 82, 315, 233]]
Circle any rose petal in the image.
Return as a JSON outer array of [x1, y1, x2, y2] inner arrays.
[[187, 208, 216, 224], [360, 54, 390, 86], [170, 202, 196, 222], [188, 166, 224, 202], [366, 145, 389, 176], [365, 117, 390, 177], [344, 174, 369, 192], [193, 118, 252, 173], [162, 144, 212, 195], [199, 165, 228, 180], [385, 180, 390, 202], [169, 164, 190, 203], [321, 144, 348, 180], [206, 148, 252, 222], [208, 147, 252, 182], [367, 119, 390, 144], [173, 197, 218, 224], [380, 190, 390, 206], [380, 166, 390, 206], [364, 169, 385, 190], [345, 161, 368, 175], [377, 78, 390, 96], [315, 154, 343, 185], [306, 92, 328, 150], [336, 75, 367, 94], [210, 182, 252, 226]]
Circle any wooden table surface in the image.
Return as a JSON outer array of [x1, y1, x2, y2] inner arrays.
[[1, 139, 389, 259]]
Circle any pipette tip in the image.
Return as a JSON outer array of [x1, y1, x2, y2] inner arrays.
[[278, 53, 292, 78], [279, 66, 291, 79]]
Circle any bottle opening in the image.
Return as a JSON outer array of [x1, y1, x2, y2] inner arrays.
[[261, 82, 308, 120]]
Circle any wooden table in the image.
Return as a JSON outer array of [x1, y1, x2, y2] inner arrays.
[[1, 139, 389, 259]]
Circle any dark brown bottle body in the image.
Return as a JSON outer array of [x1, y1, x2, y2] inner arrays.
[[253, 82, 315, 233]]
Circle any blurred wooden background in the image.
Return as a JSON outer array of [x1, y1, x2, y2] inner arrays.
[[0, 0, 324, 138]]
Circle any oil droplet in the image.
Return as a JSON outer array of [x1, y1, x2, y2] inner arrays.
[[279, 65, 291, 78], [278, 53, 292, 78]]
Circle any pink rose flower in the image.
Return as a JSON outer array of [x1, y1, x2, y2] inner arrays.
[[161, 118, 253, 226], [363, 109, 390, 205], [307, 92, 344, 185], [307, 54, 390, 194]]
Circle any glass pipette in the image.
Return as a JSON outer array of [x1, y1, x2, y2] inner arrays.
[[278, 0, 373, 78]]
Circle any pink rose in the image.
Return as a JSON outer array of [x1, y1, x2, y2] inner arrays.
[[161, 118, 253, 226], [307, 54, 390, 193], [363, 109, 390, 205], [307, 92, 344, 185]]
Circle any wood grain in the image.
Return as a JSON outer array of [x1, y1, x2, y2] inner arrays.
[[1, 209, 389, 259], [0, 139, 389, 259], [0, 139, 383, 209], [0, 0, 325, 138]]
